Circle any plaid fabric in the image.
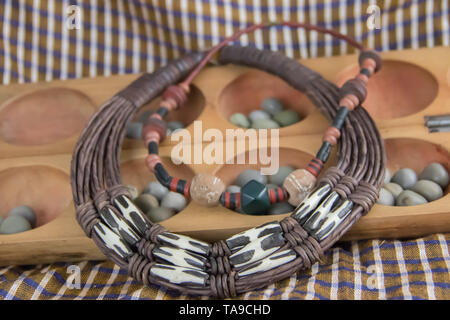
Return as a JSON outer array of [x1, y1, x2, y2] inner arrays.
[[0, 0, 449, 300]]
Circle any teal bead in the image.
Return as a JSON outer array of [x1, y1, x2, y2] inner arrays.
[[240, 180, 270, 215]]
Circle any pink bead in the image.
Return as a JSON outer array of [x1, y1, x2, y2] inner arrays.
[[356, 73, 369, 85], [145, 154, 161, 172], [143, 130, 160, 145]]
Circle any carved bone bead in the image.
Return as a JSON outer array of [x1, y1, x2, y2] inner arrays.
[[291, 184, 331, 224], [93, 222, 133, 259], [238, 249, 297, 277], [315, 200, 353, 241], [225, 221, 282, 251], [152, 245, 208, 270], [190, 173, 225, 207], [150, 264, 208, 287], [283, 169, 317, 206], [303, 191, 340, 231], [114, 195, 150, 236], [99, 207, 140, 245], [157, 232, 211, 256]]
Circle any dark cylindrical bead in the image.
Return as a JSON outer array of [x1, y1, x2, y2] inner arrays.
[[316, 141, 331, 163], [156, 106, 169, 118], [358, 49, 382, 73], [154, 164, 171, 187], [340, 78, 367, 103], [332, 107, 350, 130], [147, 141, 158, 155], [360, 68, 371, 78]]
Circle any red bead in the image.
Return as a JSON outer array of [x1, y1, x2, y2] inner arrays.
[[162, 85, 188, 109], [340, 78, 367, 104], [145, 154, 161, 172], [142, 118, 167, 142], [358, 50, 382, 73]]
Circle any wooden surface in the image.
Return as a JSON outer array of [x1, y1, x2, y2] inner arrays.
[[0, 46, 448, 266]]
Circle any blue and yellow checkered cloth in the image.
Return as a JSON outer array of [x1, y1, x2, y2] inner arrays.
[[0, 0, 449, 300]]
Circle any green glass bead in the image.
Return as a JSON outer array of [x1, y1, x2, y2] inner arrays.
[[240, 180, 270, 215]]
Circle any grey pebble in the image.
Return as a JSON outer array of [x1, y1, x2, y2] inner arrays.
[[268, 202, 295, 215], [136, 110, 154, 123], [376, 188, 395, 206], [236, 169, 267, 187], [142, 181, 169, 200], [391, 168, 418, 189], [419, 163, 449, 188], [0, 215, 32, 234], [249, 110, 270, 122], [383, 182, 403, 199], [229, 113, 250, 128], [396, 190, 428, 206], [161, 192, 187, 212], [146, 207, 176, 223], [273, 110, 300, 127], [226, 185, 241, 193], [0, 216, 3, 225], [126, 122, 143, 140], [269, 166, 295, 186], [251, 118, 280, 129], [126, 184, 139, 200], [411, 179, 443, 202], [9, 205, 36, 227], [261, 98, 284, 116], [383, 168, 391, 185], [134, 194, 159, 213], [167, 121, 184, 131]]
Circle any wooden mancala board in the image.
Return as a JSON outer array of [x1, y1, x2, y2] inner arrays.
[[0, 47, 448, 266]]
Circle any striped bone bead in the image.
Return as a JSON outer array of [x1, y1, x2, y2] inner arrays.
[[99, 207, 140, 245], [93, 222, 133, 259], [150, 264, 208, 287], [114, 195, 150, 236], [315, 200, 353, 241], [291, 184, 332, 224], [238, 249, 297, 277], [302, 191, 340, 231], [152, 245, 208, 271], [225, 221, 282, 252], [157, 232, 211, 256], [229, 232, 285, 268]]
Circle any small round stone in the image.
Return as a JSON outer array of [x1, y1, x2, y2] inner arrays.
[[396, 190, 428, 206], [377, 188, 395, 206], [236, 169, 267, 187], [269, 166, 295, 186], [251, 118, 280, 129], [0, 215, 32, 234], [167, 121, 184, 131], [419, 163, 449, 188], [125, 184, 139, 200], [384, 182, 403, 199], [383, 168, 391, 185], [161, 192, 187, 212], [273, 110, 300, 127], [146, 207, 175, 223], [9, 205, 36, 227], [282, 169, 317, 206], [226, 185, 241, 193], [134, 194, 159, 213], [268, 202, 295, 215], [190, 173, 225, 207], [229, 113, 250, 128], [249, 110, 270, 122], [411, 180, 443, 202], [142, 181, 169, 200], [261, 98, 284, 116], [0, 216, 3, 225], [137, 110, 154, 123], [391, 168, 418, 189], [125, 122, 143, 140]]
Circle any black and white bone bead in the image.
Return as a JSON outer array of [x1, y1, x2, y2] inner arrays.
[[99, 207, 140, 245], [150, 264, 208, 287], [303, 191, 340, 231], [225, 221, 283, 252], [152, 245, 208, 270], [314, 200, 353, 241], [229, 232, 285, 268], [157, 232, 211, 256], [93, 222, 133, 259], [238, 249, 297, 277], [291, 184, 331, 224], [114, 195, 150, 235]]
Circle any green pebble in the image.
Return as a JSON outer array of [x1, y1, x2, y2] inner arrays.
[[251, 118, 280, 129], [0, 216, 3, 225], [134, 194, 159, 213], [383, 168, 391, 185], [9, 205, 36, 227], [0, 215, 32, 234], [411, 180, 443, 202], [396, 190, 428, 206], [268, 202, 294, 215], [142, 181, 169, 200], [229, 113, 250, 128], [167, 121, 184, 131], [383, 182, 403, 199], [236, 169, 267, 187], [377, 188, 395, 206], [269, 166, 295, 186], [261, 98, 284, 116], [392, 168, 418, 189], [249, 110, 270, 122], [126, 122, 143, 140], [419, 163, 449, 188], [273, 110, 300, 127], [161, 192, 187, 212], [146, 207, 175, 223], [137, 110, 154, 123], [126, 184, 139, 200]]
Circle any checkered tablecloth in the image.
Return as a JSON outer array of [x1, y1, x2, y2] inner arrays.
[[0, 0, 449, 300]]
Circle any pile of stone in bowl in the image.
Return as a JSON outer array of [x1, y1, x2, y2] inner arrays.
[[126, 110, 185, 140], [229, 98, 301, 129], [127, 182, 187, 223], [377, 162, 449, 206], [0, 205, 36, 234], [228, 166, 298, 215]]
